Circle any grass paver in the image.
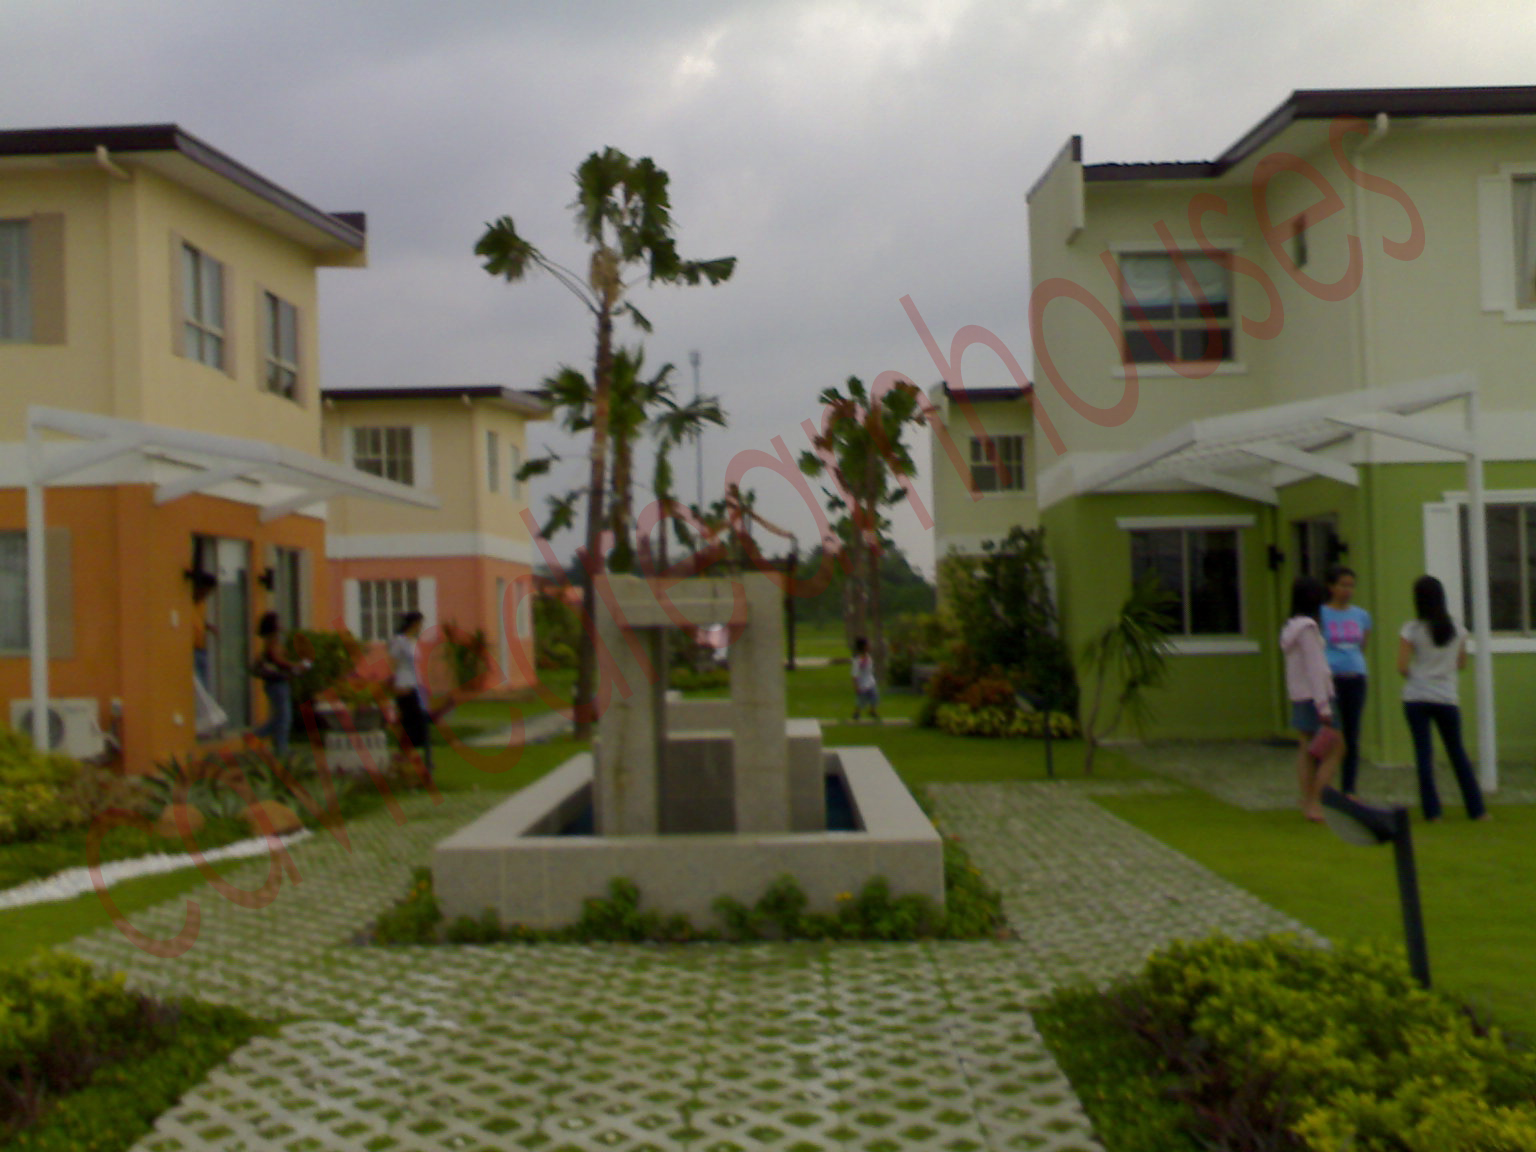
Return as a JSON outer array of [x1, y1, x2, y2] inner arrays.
[[42, 742, 1330, 1152]]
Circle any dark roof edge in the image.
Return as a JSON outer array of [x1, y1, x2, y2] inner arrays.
[[941, 383, 1028, 401], [322, 385, 548, 412], [1083, 85, 1536, 184], [0, 123, 365, 250]]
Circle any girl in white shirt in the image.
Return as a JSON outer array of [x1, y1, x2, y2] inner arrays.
[[391, 611, 434, 782], [1397, 575, 1486, 821]]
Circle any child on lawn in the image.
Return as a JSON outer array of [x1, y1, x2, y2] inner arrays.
[[851, 636, 879, 722]]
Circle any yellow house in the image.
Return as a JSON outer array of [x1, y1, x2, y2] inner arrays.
[[322, 386, 549, 693], [0, 124, 425, 772]]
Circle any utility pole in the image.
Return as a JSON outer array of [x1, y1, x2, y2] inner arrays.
[[689, 350, 703, 507]]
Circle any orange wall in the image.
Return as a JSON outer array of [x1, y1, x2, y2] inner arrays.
[[330, 555, 536, 692], [0, 485, 326, 773]]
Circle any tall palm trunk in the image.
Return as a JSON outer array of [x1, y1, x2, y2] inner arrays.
[[610, 421, 634, 572], [575, 288, 616, 738]]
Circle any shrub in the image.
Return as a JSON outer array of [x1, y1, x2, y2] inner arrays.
[[933, 702, 1079, 740], [372, 828, 1007, 946], [958, 676, 1018, 711], [0, 953, 261, 1150], [441, 622, 491, 689], [1040, 934, 1536, 1152], [535, 593, 582, 670], [885, 612, 955, 687], [670, 666, 730, 693], [286, 629, 363, 705], [0, 726, 85, 845]]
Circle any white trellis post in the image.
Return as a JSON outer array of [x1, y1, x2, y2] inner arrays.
[[1464, 390, 1498, 792], [25, 421, 50, 751]]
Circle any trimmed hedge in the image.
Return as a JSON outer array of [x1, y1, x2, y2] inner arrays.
[[0, 953, 262, 1150], [0, 728, 85, 846], [1036, 935, 1536, 1152], [933, 702, 1079, 740]]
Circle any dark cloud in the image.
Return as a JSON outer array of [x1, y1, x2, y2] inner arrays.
[[2, 0, 1532, 569]]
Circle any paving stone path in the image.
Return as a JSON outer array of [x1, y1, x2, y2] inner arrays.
[[1127, 742, 1536, 812], [59, 773, 1316, 1152]]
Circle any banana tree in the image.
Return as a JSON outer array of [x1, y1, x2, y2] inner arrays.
[[477, 149, 735, 733]]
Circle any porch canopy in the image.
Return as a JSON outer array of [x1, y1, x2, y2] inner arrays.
[[22, 405, 439, 750], [1062, 372, 1499, 790]]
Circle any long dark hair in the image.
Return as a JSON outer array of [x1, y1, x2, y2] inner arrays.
[[397, 611, 424, 635], [1289, 576, 1328, 624], [257, 610, 281, 638], [1413, 575, 1457, 647]]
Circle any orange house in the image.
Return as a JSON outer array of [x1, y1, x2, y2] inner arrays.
[[0, 125, 425, 773], [321, 386, 549, 694]]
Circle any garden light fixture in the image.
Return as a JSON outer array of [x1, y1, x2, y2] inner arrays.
[[1319, 787, 1431, 988]]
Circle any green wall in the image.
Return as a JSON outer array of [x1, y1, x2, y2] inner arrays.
[[1049, 461, 1536, 767]]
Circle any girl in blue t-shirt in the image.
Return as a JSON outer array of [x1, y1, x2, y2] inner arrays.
[[1320, 564, 1371, 795]]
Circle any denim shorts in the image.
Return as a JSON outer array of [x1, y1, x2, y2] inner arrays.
[[1291, 699, 1337, 735], [856, 688, 879, 709]]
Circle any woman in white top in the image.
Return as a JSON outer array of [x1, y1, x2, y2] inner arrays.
[[1397, 575, 1486, 821], [390, 611, 434, 782]]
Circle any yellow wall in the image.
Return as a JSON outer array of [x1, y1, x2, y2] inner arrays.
[[323, 397, 536, 545], [0, 168, 116, 430], [0, 159, 337, 452], [929, 390, 1038, 557]]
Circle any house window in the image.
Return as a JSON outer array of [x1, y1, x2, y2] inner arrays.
[[272, 546, 305, 630], [0, 220, 31, 342], [1117, 252, 1233, 364], [181, 243, 225, 368], [0, 532, 26, 649], [1130, 527, 1242, 635], [1514, 176, 1536, 311], [358, 578, 418, 644], [969, 435, 1025, 492], [264, 292, 299, 401], [1459, 503, 1536, 633], [516, 581, 533, 637], [351, 427, 414, 486], [487, 430, 499, 493], [509, 445, 522, 501]]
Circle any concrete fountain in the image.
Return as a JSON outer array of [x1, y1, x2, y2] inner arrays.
[[432, 573, 943, 928]]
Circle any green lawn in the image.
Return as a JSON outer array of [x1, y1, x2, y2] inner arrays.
[[1096, 787, 1536, 1039], [790, 619, 851, 660], [442, 668, 577, 742]]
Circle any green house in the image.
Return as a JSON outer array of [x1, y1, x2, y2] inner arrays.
[[930, 86, 1536, 785]]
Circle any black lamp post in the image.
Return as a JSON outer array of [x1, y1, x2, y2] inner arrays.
[[1319, 787, 1431, 988]]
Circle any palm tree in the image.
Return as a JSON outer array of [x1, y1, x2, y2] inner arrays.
[[476, 148, 735, 734], [798, 376, 925, 678]]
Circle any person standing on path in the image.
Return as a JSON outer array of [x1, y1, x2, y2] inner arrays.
[[252, 611, 303, 759], [390, 611, 435, 782], [850, 636, 879, 722], [1398, 575, 1488, 822], [1321, 565, 1371, 796], [1281, 576, 1342, 822]]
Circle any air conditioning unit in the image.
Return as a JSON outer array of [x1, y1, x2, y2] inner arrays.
[[9, 698, 106, 760]]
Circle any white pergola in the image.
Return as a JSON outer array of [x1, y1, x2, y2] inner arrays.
[[1060, 372, 1498, 790], [23, 406, 439, 751]]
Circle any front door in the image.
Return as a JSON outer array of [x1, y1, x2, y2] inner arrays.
[[1293, 516, 1341, 580]]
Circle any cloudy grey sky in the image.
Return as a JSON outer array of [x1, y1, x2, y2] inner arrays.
[[5, 0, 1535, 572]]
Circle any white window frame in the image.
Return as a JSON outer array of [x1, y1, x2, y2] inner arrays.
[[350, 426, 415, 487], [0, 219, 31, 342], [1478, 163, 1536, 322], [486, 430, 499, 493], [1113, 248, 1236, 367], [968, 435, 1025, 494], [356, 578, 418, 644], [1125, 520, 1257, 654], [263, 291, 300, 401], [1426, 490, 1536, 652], [181, 242, 226, 369]]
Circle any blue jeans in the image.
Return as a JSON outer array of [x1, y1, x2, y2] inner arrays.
[[1404, 701, 1486, 820], [256, 679, 293, 759]]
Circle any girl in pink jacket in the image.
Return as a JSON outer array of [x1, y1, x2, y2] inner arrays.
[[1281, 576, 1341, 822]]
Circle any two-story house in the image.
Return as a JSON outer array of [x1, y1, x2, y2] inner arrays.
[[934, 86, 1536, 777], [0, 124, 427, 772], [321, 385, 548, 692]]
